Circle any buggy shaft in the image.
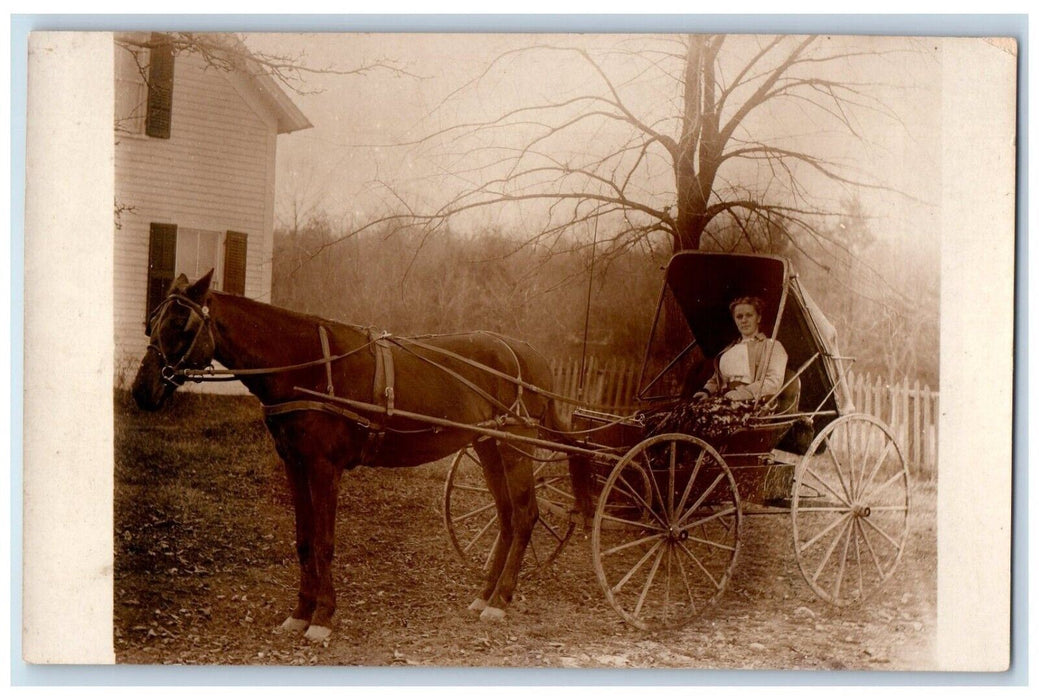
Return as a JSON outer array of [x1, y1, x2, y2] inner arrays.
[[292, 386, 618, 460]]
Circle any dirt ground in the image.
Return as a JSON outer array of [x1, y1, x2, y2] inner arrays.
[[114, 392, 937, 669]]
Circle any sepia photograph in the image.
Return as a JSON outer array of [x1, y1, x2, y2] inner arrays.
[[21, 26, 1018, 674]]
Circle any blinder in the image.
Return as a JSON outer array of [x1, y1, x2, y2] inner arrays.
[[147, 294, 215, 386]]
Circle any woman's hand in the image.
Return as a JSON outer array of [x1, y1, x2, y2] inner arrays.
[[693, 391, 709, 402]]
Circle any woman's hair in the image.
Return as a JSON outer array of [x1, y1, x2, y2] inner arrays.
[[729, 295, 765, 317]]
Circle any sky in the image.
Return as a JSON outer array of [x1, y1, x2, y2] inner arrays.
[[242, 32, 947, 283]]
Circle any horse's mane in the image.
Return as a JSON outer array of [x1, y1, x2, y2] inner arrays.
[[212, 291, 375, 337]]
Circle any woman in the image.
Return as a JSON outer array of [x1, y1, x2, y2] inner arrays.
[[648, 296, 788, 441], [695, 295, 788, 402]]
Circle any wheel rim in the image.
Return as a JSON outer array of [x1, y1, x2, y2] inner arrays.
[[792, 414, 910, 606], [591, 433, 741, 630], [443, 446, 575, 577]]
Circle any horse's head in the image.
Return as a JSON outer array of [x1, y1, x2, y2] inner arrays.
[[132, 270, 216, 410]]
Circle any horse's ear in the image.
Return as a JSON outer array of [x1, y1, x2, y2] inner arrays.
[[186, 269, 214, 303], [168, 273, 190, 295]]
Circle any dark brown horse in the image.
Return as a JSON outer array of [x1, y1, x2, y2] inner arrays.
[[131, 271, 578, 642]]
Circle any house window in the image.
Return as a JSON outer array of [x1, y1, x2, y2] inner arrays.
[[114, 41, 148, 135], [145, 33, 174, 139], [145, 223, 249, 322]]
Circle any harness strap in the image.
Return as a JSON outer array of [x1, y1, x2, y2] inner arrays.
[[371, 331, 396, 415], [262, 399, 372, 428], [378, 339, 395, 415], [318, 325, 335, 396]]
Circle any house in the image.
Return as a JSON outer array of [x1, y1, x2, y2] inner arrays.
[[113, 32, 312, 386]]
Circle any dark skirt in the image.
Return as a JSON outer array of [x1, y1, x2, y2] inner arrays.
[[644, 395, 757, 443]]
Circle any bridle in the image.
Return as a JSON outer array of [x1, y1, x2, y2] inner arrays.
[[146, 294, 216, 386]]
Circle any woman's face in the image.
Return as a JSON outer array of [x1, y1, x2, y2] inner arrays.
[[733, 303, 761, 338]]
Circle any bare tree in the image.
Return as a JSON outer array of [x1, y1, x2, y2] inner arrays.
[[114, 32, 414, 97], [365, 34, 910, 267]]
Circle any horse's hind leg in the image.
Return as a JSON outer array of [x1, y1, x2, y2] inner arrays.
[[480, 439, 538, 622], [469, 439, 512, 614]]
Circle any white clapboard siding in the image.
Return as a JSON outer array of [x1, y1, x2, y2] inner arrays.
[[114, 47, 283, 390]]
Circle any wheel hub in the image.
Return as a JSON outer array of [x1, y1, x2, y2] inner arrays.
[[851, 503, 871, 518], [667, 525, 689, 541]]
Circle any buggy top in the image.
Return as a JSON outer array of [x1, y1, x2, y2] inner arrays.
[[637, 251, 854, 433]]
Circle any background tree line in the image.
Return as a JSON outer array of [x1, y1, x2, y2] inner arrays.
[[271, 204, 939, 389]]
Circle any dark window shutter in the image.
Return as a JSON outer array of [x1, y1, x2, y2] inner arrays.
[[145, 33, 174, 139], [146, 223, 178, 324], [223, 231, 248, 296]]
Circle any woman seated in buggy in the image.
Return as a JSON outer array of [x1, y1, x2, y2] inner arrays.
[[647, 295, 789, 442]]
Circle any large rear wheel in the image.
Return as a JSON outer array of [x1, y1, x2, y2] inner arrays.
[[591, 434, 741, 630], [792, 414, 910, 606], [443, 445, 575, 577]]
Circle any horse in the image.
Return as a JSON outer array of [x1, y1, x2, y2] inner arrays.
[[131, 270, 587, 643]]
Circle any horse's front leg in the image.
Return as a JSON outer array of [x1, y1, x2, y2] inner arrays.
[[302, 455, 342, 643], [279, 455, 316, 634]]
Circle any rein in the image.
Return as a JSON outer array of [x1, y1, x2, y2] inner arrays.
[[153, 296, 643, 432]]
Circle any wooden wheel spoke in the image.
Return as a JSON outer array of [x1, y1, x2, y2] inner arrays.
[[641, 453, 669, 521], [675, 540, 723, 591], [540, 480, 573, 501], [823, 440, 855, 503], [452, 501, 497, 524], [664, 543, 672, 616], [667, 442, 677, 522], [800, 511, 851, 554], [675, 474, 727, 528], [857, 441, 894, 500], [813, 516, 853, 584], [684, 533, 737, 553], [452, 483, 491, 494], [613, 470, 667, 528], [833, 515, 854, 600], [610, 539, 664, 594], [536, 514, 567, 543], [802, 464, 852, 508], [853, 425, 874, 500], [633, 545, 667, 619], [859, 513, 904, 552], [853, 517, 864, 595], [598, 510, 667, 532], [674, 546, 697, 613], [860, 470, 906, 505], [674, 450, 706, 518], [462, 515, 499, 554], [868, 505, 909, 513], [602, 531, 666, 558], [679, 506, 738, 534], [484, 533, 499, 569], [856, 518, 886, 578]]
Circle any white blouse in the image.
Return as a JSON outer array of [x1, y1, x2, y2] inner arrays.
[[704, 334, 788, 400]]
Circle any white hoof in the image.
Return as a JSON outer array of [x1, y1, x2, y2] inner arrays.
[[304, 625, 332, 643], [480, 606, 506, 622], [280, 617, 309, 633], [467, 597, 488, 612]]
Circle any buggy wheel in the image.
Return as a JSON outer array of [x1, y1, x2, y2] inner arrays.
[[792, 414, 910, 606], [443, 446, 575, 577], [591, 434, 741, 630]]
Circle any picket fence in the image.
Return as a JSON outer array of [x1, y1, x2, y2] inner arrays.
[[548, 357, 940, 477]]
